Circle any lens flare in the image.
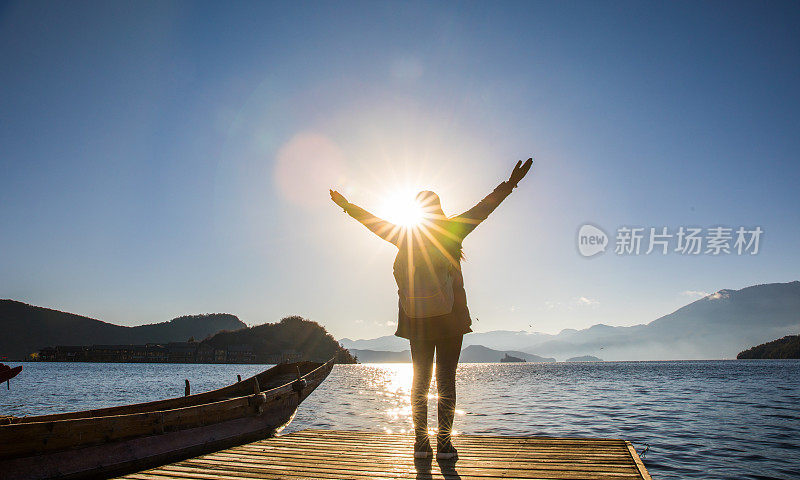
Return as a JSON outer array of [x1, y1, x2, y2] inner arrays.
[[379, 191, 424, 227]]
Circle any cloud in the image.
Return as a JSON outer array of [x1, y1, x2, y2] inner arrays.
[[576, 296, 599, 307], [681, 290, 711, 299], [543, 296, 600, 311]]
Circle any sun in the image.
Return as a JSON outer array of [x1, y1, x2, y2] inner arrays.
[[379, 190, 424, 227]]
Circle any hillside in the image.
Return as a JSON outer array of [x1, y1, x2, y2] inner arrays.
[[347, 345, 554, 363], [737, 335, 800, 359], [349, 349, 412, 363], [340, 330, 551, 353], [566, 356, 603, 362], [521, 281, 800, 360], [202, 316, 356, 363], [340, 281, 800, 361], [340, 335, 408, 352], [0, 300, 246, 360], [460, 345, 555, 363]]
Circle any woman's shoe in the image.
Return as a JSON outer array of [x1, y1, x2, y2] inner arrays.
[[414, 436, 433, 458], [436, 437, 458, 460]]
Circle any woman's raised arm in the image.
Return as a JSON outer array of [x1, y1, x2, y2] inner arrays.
[[330, 189, 401, 245], [451, 158, 533, 239]]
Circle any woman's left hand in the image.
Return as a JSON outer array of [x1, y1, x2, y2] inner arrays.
[[508, 158, 533, 187]]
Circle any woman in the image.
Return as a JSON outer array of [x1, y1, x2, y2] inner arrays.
[[330, 158, 533, 459]]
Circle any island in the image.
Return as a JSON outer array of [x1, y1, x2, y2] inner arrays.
[[566, 355, 603, 362], [500, 353, 526, 363], [737, 335, 800, 359]]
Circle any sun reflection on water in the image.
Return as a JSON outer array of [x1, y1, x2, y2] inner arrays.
[[362, 363, 463, 436], [363, 363, 412, 434]]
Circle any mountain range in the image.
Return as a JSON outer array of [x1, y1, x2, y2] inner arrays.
[[0, 300, 246, 360], [349, 345, 555, 363], [341, 281, 800, 361], [4, 281, 797, 362]]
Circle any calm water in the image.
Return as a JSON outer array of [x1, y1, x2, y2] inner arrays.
[[2, 361, 798, 479]]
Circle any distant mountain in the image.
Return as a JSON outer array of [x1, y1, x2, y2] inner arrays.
[[0, 300, 246, 360], [340, 335, 408, 352], [457, 330, 552, 351], [350, 349, 411, 363], [460, 345, 555, 363], [340, 281, 800, 361], [521, 281, 800, 360], [349, 345, 555, 363], [737, 335, 800, 359], [340, 330, 551, 353], [566, 355, 603, 362]]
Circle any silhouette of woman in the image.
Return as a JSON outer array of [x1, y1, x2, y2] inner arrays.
[[330, 158, 533, 459]]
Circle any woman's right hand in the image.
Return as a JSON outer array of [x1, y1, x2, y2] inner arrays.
[[330, 189, 349, 209]]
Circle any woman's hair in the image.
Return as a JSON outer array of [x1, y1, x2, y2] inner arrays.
[[415, 190, 443, 216], [415, 190, 465, 261]]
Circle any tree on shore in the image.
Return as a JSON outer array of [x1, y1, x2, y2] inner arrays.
[[202, 315, 357, 363], [737, 335, 800, 359]]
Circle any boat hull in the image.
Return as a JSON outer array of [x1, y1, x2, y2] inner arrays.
[[0, 364, 22, 383], [0, 360, 333, 480]]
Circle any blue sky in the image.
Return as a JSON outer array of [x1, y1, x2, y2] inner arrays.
[[1, 1, 798, 339]]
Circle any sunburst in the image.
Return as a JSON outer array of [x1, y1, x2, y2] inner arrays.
[[378, 190, 424, 227]]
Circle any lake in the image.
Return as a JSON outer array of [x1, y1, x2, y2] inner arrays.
[[2, 360, 798, 479]]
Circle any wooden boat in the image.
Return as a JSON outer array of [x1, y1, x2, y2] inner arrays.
[[0, 359, 334, 480], [0, 363, 23, 384]]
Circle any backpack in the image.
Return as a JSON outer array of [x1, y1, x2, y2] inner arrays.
[[393, 243, 455, 318]]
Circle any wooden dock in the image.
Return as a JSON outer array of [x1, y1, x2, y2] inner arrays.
[[117, 429, 652, 480]]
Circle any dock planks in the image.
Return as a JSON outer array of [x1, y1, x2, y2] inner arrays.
[[117, 429, 652, 480]]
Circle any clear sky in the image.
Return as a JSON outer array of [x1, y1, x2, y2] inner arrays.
[[1, 1, 798, 340]]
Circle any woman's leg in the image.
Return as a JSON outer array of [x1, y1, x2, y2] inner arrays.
[[435, 334, 463, 441], [409, 337, 436, 439]]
